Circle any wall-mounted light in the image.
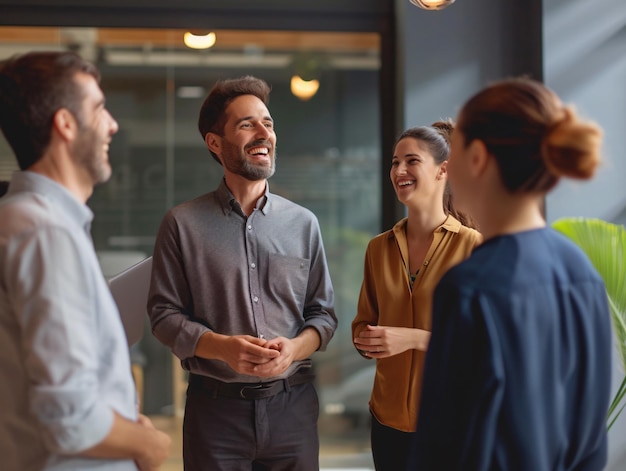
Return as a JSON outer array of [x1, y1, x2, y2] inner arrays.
[[290, 75, 320, 101], [183, 31, 216, 50], [409, 0, 455, 10]]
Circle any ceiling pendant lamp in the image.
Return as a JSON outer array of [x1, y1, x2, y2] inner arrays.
[[290, 75, 320, 101], [290, 53, 323, 101], [183, 31, 216, 50], [409, 0, 456, 11]]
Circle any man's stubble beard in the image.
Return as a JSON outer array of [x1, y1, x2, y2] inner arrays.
[[221, 138, 276, 181], [71, 123, 112, 186]]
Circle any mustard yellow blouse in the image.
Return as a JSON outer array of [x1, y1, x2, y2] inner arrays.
[[352, 215, 482, 432]]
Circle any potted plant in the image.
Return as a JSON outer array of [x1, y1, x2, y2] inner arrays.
[[552, 218, 626, 429]]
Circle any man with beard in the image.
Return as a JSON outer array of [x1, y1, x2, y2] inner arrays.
[[0, 51, 171, 470], [148, 75, 337, 470]]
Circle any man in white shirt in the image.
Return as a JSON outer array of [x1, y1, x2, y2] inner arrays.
[[0, 51, 171, 470]]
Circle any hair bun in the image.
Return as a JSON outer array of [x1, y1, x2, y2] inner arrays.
[[541, 106, 603, 180], [431, 118, 454, 143]]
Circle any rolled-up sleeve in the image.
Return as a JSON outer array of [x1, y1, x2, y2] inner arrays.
[[301, 218, 337, 351], [147, 210, 210, 360]]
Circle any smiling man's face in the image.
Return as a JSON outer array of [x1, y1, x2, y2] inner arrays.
[[218, 94, 276, 181]]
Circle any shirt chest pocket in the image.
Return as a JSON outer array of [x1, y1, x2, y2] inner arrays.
[[268, 253, 310, 305]]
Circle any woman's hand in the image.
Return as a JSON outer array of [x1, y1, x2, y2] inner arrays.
[[353, 324, 430, 358]]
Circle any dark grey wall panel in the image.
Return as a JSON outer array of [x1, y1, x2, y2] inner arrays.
[[0, 0, 391, 31]]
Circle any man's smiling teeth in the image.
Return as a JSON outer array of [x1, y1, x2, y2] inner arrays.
[[398, 180, 415, 187], [248, 146, 268, 155]]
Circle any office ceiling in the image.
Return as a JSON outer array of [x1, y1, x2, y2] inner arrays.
[[0, 27, 380, 69]]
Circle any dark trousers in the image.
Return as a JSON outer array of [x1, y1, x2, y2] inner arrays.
[[371, 412, 416, 471], [183, 380, 319, 471]]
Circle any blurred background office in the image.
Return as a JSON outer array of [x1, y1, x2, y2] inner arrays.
[[0, 1, 624, 469]]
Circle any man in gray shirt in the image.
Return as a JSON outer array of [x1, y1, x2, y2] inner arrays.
[[0, 51, 170, 470], [148, 75, 337, 470]]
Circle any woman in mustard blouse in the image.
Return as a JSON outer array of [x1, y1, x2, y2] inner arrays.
[[352, 121, 482, 470]]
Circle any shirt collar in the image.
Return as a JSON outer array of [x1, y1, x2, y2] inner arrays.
[[8, 170, 94, 232], [388, 213, 462, 240], [216, 178, 271, 216]]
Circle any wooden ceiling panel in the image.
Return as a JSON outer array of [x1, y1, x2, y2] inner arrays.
[[0, 27, 379, 53]]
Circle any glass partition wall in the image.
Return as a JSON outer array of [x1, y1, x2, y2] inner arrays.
[[0, 26, 381, 468]]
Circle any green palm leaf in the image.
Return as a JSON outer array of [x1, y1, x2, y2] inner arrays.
[[552, 217, 626, 429]]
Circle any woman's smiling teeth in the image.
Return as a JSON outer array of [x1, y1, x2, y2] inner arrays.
[[398, 179, 415, 188]]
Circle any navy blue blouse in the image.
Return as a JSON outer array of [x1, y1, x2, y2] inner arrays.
[[410, 228, 612, 471]]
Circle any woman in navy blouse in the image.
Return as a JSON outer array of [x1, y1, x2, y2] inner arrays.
[[409, 77, 612, 471]]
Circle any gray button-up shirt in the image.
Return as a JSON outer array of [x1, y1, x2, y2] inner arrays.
[[0, 171, 137, 470], [148, 179, 337, 382]]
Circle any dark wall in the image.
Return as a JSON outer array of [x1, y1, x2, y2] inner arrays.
[[398, 0, 542, 128], [0, 0, 390, 31]]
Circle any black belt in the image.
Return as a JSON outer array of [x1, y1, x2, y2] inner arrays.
[[189, 370, 315, 400]]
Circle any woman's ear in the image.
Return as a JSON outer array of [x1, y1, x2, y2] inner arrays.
[[467, 139, 490, 177], [437, 160, 448, 180]]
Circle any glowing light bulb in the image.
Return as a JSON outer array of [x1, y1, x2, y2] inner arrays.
[[183, 31, 216, 50], [409, 0, 456, 10], [290, 75, 320, 101]]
